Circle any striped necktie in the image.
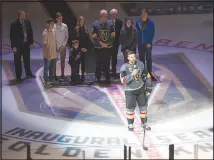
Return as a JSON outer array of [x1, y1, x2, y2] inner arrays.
[[21, 20, 27, 42]]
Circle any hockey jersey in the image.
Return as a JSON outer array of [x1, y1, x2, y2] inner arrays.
[[68, 47, 83, 65], [92, 19, 115, 48], [120, 60, 151, 93]]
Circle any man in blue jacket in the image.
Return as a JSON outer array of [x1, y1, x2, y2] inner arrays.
[[136, 9, 155, 80]]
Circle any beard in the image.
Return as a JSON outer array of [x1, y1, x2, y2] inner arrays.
[[129, 59, 136, 64]]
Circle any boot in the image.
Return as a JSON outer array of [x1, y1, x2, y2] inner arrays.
[[105, 79, 111, 84], [81, 72, 85, 81], [95, 77, 100, 84], [81, 75, 85, 81], [127, 118, 134, 131], [60, 75, 65, 80], [45, 82, 52, 88]]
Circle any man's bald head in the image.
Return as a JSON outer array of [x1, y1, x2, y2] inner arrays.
[[110, 9, 118, 14], [17, 10, 25, 20], [100, 9, 107, 16], [100, 9, 108, 22], [110, 9, 118, 20]]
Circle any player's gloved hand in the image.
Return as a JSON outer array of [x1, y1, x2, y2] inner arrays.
[[132, 69, 139, 77], [146, 84, 153, 93]]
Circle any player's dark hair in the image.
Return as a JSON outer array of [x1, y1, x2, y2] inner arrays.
[[127, 50, 136, 56]]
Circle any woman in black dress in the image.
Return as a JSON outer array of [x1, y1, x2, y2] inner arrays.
[[72, 16, 90, 81], [120, 17, 138, 63]]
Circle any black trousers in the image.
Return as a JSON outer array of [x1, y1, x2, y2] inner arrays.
[[13, 44, 32, 79], [110, 46, 119, 73], [138, 44, 152, 75], [76, 53, 86, 75], [70, 58, 80, 81], [95, 48, 111, 80], [125, 86, 147, 124]]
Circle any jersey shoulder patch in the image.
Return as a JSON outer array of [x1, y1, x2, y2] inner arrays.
[[120, 64, 127, 72], [94, 20, 100, 26]]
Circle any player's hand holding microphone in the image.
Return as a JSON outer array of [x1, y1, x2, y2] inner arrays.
[[132, 65, 140, 81], [132, 69, 139, 77]]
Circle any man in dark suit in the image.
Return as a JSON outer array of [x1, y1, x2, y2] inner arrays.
[[10, 10, 35, 82], [109, 9, 123, 77]]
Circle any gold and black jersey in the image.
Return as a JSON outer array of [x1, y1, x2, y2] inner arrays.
[[92, 19, 115, 48]]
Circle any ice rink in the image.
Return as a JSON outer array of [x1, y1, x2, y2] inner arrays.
[[1, 1, 213, 159]]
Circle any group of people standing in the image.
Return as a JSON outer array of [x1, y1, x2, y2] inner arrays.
[[42, 12, 69, 87], [84, 8, 155, 84], [9, 8, 155, 131], [10, 8, 155, 88], [9, 10, 69, 86]]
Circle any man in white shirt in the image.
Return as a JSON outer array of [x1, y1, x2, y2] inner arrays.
[[53, 12, 69, 79]]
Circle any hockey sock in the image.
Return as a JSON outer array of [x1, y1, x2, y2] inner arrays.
[[126, 112, 135, 125], [140, 111, 147, 124]]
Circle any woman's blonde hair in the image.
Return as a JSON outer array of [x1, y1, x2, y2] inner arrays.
[[76, 16, 85, 26], [75, 16, 87, 36]]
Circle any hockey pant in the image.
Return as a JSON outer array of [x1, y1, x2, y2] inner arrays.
[[125, 87, 148, 125]]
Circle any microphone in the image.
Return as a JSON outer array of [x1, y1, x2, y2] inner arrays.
[[133, 65, 140, 81], [134, 65, 141, 72], [134, 65, 140, 73]]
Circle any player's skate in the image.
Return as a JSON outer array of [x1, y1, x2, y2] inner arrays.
[[128, 124, 134, 131], [141, 123, 151, 131]]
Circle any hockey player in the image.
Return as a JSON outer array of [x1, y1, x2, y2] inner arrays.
[[120, 51, 152, 131]]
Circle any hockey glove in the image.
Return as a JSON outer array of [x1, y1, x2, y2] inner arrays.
[[146, 84, 153, 93]]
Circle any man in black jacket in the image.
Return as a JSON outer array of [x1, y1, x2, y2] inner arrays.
[[10, 10, 35, 81], [109, 9, 123, 77]]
